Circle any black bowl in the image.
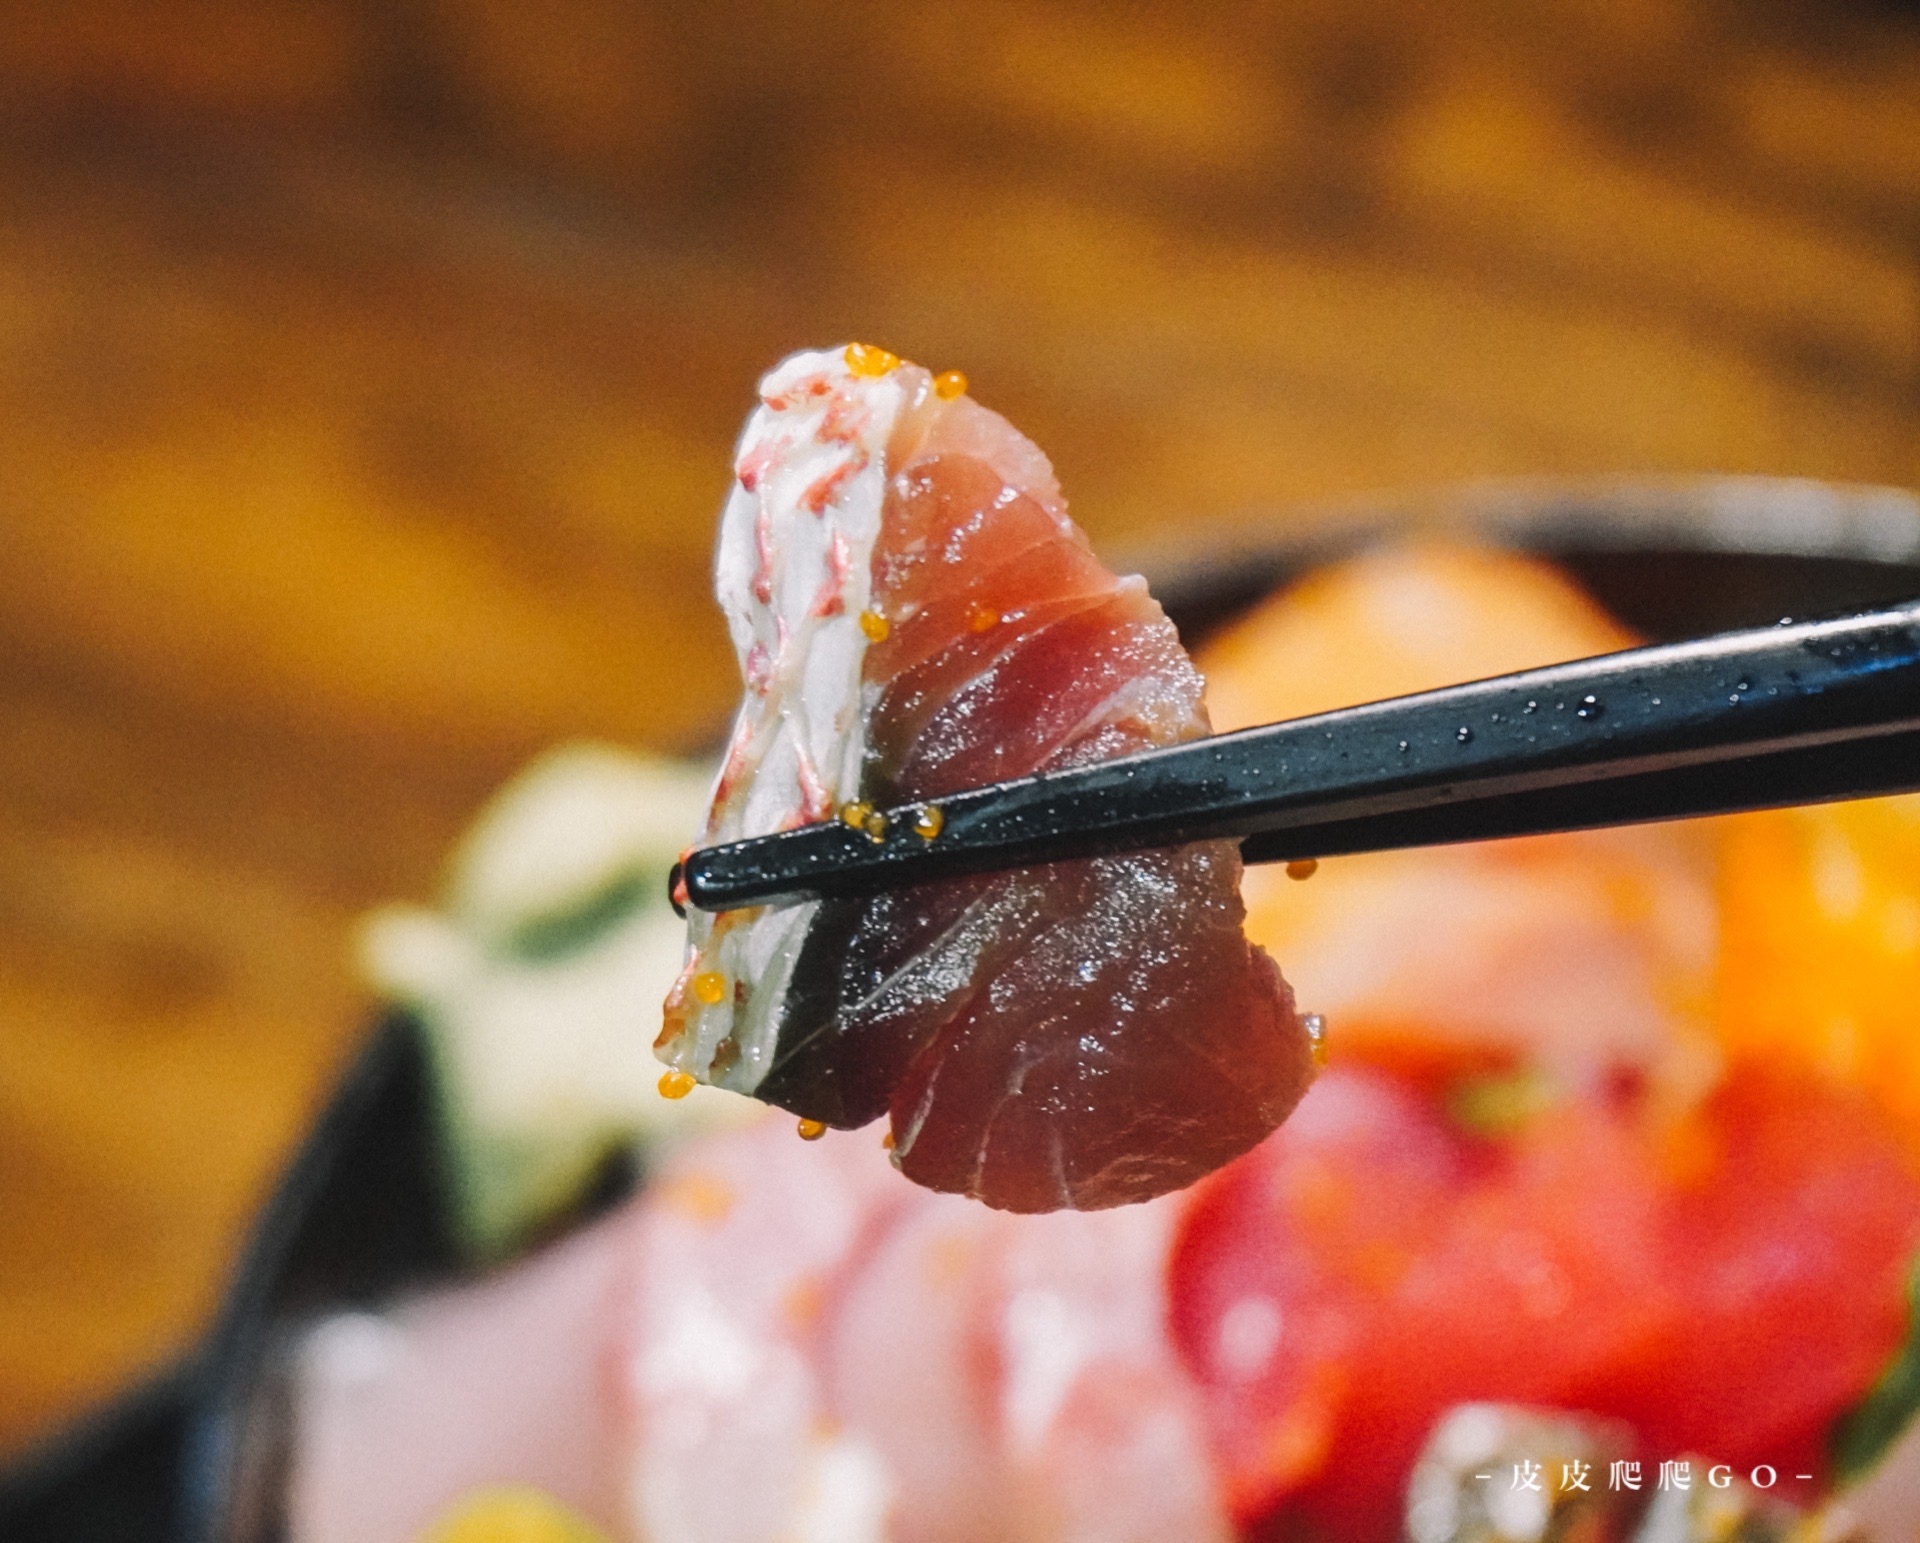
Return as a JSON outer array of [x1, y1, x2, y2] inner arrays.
[[4, 477, 1918, 1542]]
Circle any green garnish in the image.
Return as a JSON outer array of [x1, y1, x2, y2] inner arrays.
[[1834, 1254, 1920, 1482]]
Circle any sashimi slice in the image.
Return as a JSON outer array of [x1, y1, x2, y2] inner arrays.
[[977, 1203, 1231, 1542], [612, 1116, 908, 1543], [613, 1115, 1232, 1543], [286, 1209, 637, 1542], [1168, 1066, 1920, 1540], [662, 347, 1312, 1211], [821, 1187, 1228, 1543], [822, 1194, 1011, 1541]]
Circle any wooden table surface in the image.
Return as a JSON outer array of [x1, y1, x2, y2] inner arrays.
[[3, 0, 1918, 1458]]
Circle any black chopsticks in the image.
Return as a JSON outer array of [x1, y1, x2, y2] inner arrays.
[[680, 598, 1920, 912]]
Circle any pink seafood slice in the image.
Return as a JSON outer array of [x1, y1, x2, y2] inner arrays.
[[821, 1190, 1230, 1543], [662, 346, 1313, 1213], [818, 1192, 1012, 1541], [286, 1209, 636, 1541], [979, 1203, 1231, 1543], [613, 1115, 1232, 1542], [612, 1117, 909, 1543]]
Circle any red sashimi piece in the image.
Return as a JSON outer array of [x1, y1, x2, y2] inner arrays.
[[1169, 1068, 1920, 1541], [867, 396, 1311, 1211], [863, 459, 1111, 713], [1168, 1070, 1481, 1526], [1613, 1073, 1920, 1469], [885, 846, 1298, 1214], [914, 592, 1196, 791], [753, 377, 1313, 1214]]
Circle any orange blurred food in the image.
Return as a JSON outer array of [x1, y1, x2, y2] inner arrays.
[[1200, 540, 1635, 730], [1717, 795, 1920, 1138]]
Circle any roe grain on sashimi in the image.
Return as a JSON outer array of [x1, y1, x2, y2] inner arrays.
[[661, 346, 1313, 1212]]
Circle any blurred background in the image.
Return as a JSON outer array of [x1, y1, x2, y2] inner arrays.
[[2, 0, 1918, 1462]]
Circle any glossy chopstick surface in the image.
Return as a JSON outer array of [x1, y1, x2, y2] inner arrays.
[[680, 598, 1920, 911]]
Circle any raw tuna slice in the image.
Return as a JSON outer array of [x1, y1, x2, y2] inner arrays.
[[661, 346, 1312, 1212], [1168, 1066, 1920, 1541]]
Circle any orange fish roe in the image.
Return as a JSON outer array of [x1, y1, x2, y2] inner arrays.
[[933, 369, 968, 400], [881, 1130, 896, 1150], [692, 970, 727, 1006], [844, 341, 901, 377], [657, 1069, 697, 1100], [839, 799, 875, 830], [967, 602, 1000, 632], [858, 608, 891, 641], [1304, 1012, 1329, 1069], [912, 804, 945, 840], [862, 809, 889, 842], [1286, 858, 1320, 881], [797, 1117, 828, 1141]]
